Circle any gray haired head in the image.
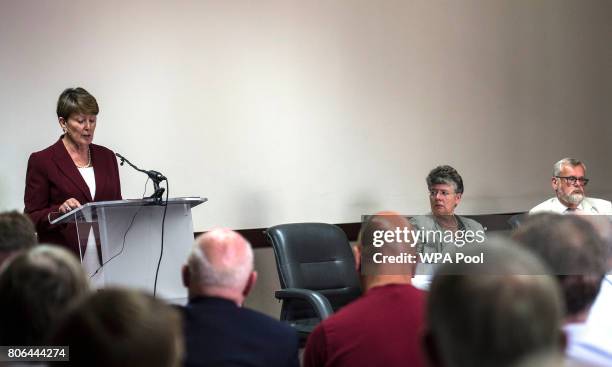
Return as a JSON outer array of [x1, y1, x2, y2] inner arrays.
[[552, 158, 586, 177], [187, 229, 254, 290], [426, 165, 464, 194]]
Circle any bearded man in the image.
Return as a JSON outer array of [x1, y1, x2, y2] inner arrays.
[[530, 158, 612, 214]]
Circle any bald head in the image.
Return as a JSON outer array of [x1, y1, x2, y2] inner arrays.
[[184, 229, 255, 303], [362, 210, 415, 245], [358, 211, 416, 287]]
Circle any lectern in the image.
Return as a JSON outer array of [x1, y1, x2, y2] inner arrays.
[[51, 197, 206, 302]]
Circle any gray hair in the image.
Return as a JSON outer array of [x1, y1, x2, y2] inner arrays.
[[187, 232, 254, 290], [426, 165, 464, 194], [553, 158, 586, 177], [427, 238, 563, 367]]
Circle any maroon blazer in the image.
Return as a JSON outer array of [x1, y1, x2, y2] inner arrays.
[[24, 137, 122, 256]]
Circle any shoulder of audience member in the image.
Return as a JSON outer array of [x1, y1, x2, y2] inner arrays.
[[244, 308, 299, 354], [243, 307, 298, 336]]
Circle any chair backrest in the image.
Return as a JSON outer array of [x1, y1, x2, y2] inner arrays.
[[266, 223, 362, 313], [508, 213, 527, 229]]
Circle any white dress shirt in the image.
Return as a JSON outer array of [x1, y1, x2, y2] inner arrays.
[[529, 197, 612, 215], [565, 276, 612, 367]]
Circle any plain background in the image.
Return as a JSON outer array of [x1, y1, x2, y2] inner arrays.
[[1, 0, 611, 315]]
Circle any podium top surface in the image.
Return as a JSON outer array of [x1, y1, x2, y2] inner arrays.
[[50, 197, 207, 225]]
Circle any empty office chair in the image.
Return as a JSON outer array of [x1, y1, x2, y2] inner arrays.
[[265, 223, 362, 344]]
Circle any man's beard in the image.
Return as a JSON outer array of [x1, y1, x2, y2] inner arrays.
[[559, 190, 584, 205]]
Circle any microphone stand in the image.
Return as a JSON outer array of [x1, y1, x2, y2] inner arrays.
[[116, 153, 166, 204]]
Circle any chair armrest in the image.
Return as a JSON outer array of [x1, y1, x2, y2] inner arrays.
[[275, 288, 333, 320]]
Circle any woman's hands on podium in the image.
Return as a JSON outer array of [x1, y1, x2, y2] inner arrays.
[[59, 198, 82, 213]]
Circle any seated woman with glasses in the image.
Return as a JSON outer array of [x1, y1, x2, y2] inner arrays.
[[409, 165, 485, 288]]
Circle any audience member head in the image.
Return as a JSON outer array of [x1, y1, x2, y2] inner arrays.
[[51, 288, 183, 367], [182, 228, 256, 306], [0, 245, 89, 345], [356, 211, 416, 291], [551, 158, 588, 209], [581, 214, 612, 271], [0, 210, 37, 266], [424, 238, 564, 367], [426, 165, 464, 216], [513, 213, 607, 322]]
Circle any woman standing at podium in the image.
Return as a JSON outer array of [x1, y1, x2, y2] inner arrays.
[[24, 87, 122, 257]]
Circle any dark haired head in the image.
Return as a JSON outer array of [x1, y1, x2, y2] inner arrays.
[[0, 211, 36, 255], [513, 213, 607, 317], [426, 239, 564, 367], [0, 245, 89, 345], [51, 288, 183, 367]]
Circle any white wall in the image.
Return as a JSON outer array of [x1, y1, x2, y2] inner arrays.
[[1, 0, 611, 315], [2, 0, 611, 227]]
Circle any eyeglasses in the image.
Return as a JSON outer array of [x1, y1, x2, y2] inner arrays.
[[555, 176, 589, 186], [429, 189, 455, 197]]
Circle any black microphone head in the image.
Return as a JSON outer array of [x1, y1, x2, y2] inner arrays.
[[148, 170, 167, 181], [115, 153, 125, 166]]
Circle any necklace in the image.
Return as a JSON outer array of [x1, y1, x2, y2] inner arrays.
[[62, 136, 91, 168], [75, 147, 91, 168], [435, 214, 459, 231]]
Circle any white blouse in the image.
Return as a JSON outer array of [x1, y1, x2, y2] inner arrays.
[[78, 166, 96, 199]]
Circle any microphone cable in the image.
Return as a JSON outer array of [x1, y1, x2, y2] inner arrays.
[[88, 176, 155, 280], [153, 179, 169, 297], [114, 152, 169, 296], [89, 206, 142, 279]]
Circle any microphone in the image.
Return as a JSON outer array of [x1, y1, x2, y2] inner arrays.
[[115, 153, 167, 203], [147, 170, 167, 182], [116, 152, 127, 166]]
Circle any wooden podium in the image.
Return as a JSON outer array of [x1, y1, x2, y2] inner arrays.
[[51, 197, 206, 302]]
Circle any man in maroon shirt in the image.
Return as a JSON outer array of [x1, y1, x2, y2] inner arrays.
[[303, 211, 426, 367]]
